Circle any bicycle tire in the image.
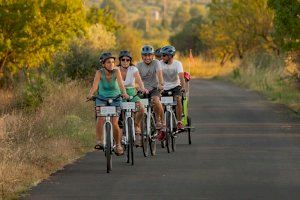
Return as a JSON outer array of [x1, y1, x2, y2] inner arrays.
[[105, 122, 112, 173], [187, 116, 192, 145], [149, 114, 157, 156], [171, 113, 176, 152], [141, 114, 149, 157], [128, 118, 134, 165], [165, 111, 171, 153]]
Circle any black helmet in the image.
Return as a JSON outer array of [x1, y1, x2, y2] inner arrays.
[[99, 52, 115, 63], [119, 50, 132, 60], [161, 45, 176, 56], [141, 45, 154, 55], [154, 48, 162, 57]]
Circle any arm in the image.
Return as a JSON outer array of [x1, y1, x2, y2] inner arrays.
[[87, 71, 101, 98], [134, 71, 146, 92], [178, 72, 185, 90], [115, 68, 129, 99], [157, 69, 164, 90], [178, 62, 185, 91]]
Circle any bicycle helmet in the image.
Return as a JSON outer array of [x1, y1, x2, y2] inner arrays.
[[99, 52, 115, 63], [141, 45, 154, 55], [119, 50, 132, 60], [160, 45, 176, 56], [154, 48, 162, 57]]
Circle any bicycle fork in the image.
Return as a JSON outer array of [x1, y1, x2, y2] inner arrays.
[[103, 117, 114, 152]]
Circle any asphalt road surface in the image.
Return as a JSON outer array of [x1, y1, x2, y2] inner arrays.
[[23, 79, 300, 200]]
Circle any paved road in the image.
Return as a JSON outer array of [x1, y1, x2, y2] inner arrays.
[[23, 79, 300, 200]]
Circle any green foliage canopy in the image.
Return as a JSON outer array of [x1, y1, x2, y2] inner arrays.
[[0, 0, 86, 78], [268, 0, 300, 51]]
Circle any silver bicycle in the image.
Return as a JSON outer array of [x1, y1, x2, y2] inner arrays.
[[140, 94, 157, 157], [161, 92, 178, 153], [89, 95, 121, 173]]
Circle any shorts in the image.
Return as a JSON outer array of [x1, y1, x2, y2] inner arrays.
[[149, 87, 162, 98], [162, 85, 182, 97], [125, 87, 140, 103], [95, 95, 122, 115]]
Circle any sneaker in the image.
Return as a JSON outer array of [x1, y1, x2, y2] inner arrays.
[[114, 144, 124, 156], [157, 131, 166, 141], [177, 121, 184, 130]]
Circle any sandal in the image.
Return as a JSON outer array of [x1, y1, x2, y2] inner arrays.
[[94, 142, 104, 150]]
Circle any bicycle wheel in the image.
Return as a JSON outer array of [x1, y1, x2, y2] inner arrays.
[[165, 111, 171, 153], [128, 118, 134, 165], [171, 113, 176, 152], [105, 123, 112, 173], [141, 114, 149, 157], [187, 116, 192, 145], [149, 114, 157, 156]]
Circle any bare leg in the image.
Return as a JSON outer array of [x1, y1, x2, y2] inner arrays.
[[134, 101, 144, 134], [112, 117, 121, 145], [176, 95, 183, 121], [96, 117, 105, 142], [152, 96, 164, 125]]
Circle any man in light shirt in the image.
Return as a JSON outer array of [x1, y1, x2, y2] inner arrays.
[[160, 45, 185, 130]]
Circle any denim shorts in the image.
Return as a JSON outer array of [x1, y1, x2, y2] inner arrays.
[[95, 95, 122, 115]]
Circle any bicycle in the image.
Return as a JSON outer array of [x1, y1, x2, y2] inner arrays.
[[88, 95, 121, 173], [161, 92, 178, 153], [120, 92, 142, 165], [139, 93, 157, 157]]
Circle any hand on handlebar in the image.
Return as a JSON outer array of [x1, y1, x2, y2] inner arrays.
[[122, 93, 130, 99]]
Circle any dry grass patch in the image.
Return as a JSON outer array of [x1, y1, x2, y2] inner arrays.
[[0, 81, 95, 199], [179, 56, 237, 78]]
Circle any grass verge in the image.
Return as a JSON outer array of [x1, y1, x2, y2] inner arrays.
[[0, 81, 95, 199]]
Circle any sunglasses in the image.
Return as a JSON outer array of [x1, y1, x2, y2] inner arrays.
[[121, 58, 131, 62], [162, 54, 169, 57]]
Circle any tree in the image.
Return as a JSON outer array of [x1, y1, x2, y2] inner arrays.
[[171, 3, 190, 31], [116, 28, 143, 62], [170, 16, 207, 55], [268, 0, 300, 51], [202, 0, 275, 62], [100, 0, 128, 24], [0, 0, 86, 82], [86, 5, 121, 32], [189, 4, 206, 18]]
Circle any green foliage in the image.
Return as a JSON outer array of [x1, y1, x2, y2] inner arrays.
[[19, 74, 47, 110], [170, 16, 207, 55], [268, 0, 300, 51], [116, 27, 143, 62], [202, 0, 275, 63], [171, 3, 191, 30], [189, 4, 206, 18], [0, 0, 87, 84], [52, 24, 116, 80], [100, 0, 128, 24], [86, 5, 121, 32]]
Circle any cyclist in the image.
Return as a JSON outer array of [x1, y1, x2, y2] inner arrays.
[[118, 50, 147, 146], [160, 45, 185, 130], [154, 48, 162, 61], [136, 45, 165, 140], [87, 52, 129, 156]]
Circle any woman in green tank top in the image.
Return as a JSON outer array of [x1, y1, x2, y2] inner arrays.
[[87, 52, 129, 156], [118, 50, 147, 147]]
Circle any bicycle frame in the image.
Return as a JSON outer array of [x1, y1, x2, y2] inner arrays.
[[121, 103, 136, 145]]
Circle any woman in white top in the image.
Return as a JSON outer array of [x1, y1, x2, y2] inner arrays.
[[118, 50, 146, 147]]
